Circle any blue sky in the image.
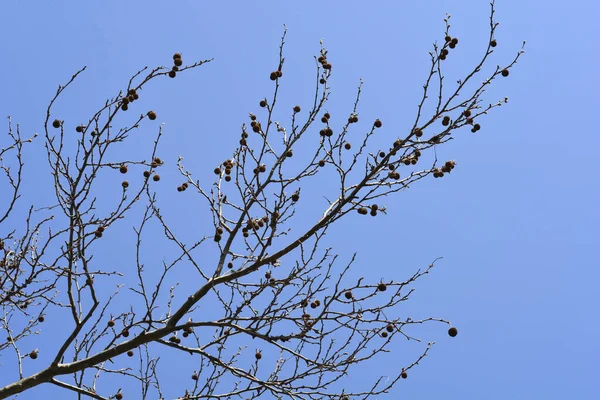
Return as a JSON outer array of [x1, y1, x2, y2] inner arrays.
[[1, 1, 598, 399]]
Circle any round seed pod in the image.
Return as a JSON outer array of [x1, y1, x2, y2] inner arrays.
[[122, 180, 129, 188], [374, 119, 382, 128], [377, 283, 387, 292], [120, 165, 128, 174], [174, 58, 183, 67], [448, 327, 458, 337], [147, 111, 157, 120], [52, 119, 61, 128], [168, 71, 177, 78]]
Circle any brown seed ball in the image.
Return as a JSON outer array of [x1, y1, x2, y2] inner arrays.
[[293, 105, 301, 113], [318, 55, 325, 63], [115, 393, 123, 400], [121, 103, 128, 111], [128, 89, 137, 96], [321, 116, 329, 123], [133, 93, 139, 100], [276, 70, 283, 78], [442, 49, 449, 56], [463, 109, 472, 118], [259, 165, 266, 173], [371, 204, 379, 211], [379, 151, 386, 158], [143, 170, 151, 178], [214, 167, 222, 175], [344, 291, 353, 299], [182, 182, 188, 189], [386, 324, 394, 332], [352, 116, 358, 123], [255, 351, 262, 360], [318, 160, 326, 167], [29, 351, 38, 359], [171, 66, 179, 72], [182, 331, 189, 337], [374, 119, 382, 128], [259, 100, 267, 108], [377, 283, 387, 292], [214, 234, 222, 242], [76, 125, 84, 133], [442, 116, 450, 126], [370, 209, 377, 217], [490, 39, 497, 47], [501, 69, 509, 77], [451, 37, 458, 45], [173, 53, 182, 60], [324, 112, 331, 119], [225, 175, 232, 182], [122, 179, 130, 188], [151, 161, 158, 168], [177, 186, 183, 192], [448, 327, 458, 337], [320, 78, 326, 84], [147, 111, 157, 120], [325, 127, 333, 136], [250, 114, 257, 121], [252, 124, 261, 133], [127, 350, 134, 357], [191, 373, 198, 381], [122, 330, 130, 337], [310, 302, 318, 309], [216, 227, 224, 235], [37, 315, 44, 322], [95, 230, 103, 238], [449, 42, 456, 49], [174, 58, 183, 67], [440, 54, 446, 61], [414, 128, 423, 138], [227, 261, 233, 269], [265, 271, 271, 279], [120, 164, 128, 174], [323, 63, 332, 70], [291, 193, 299, 202], [108, 320, 115, 327], [358, 207, 368, 215], [270, 71, 278, 81], [122, 97, 130, 105], [401, 371, 408, 379], [344, 142, 351, 150], [473, 123, 481, 131], [381, 331, 388, 338], [286, 150, 293, 157], [52, 119, 61, 128], [445, 35, 452, 43]]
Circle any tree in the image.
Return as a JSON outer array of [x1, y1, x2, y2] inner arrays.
[[0, 2, 523, 399]]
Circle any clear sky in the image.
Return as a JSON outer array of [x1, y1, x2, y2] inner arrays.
[[0, 0, 598, 399]]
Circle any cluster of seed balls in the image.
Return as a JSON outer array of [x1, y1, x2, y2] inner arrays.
[[433, 160, 456, 178], [169, 53, 183, 78], [214, 158, 236, 182], [357, 204, 380, 216]]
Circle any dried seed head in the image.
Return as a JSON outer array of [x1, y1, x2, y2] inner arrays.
[[153, 174, 160, 181], [120, 165, 128, 174], [173, 53, 182, 60], [52, 119, 61, 128], [501, 69, 509, 77], [270, 71, 278, 81], [490, 39, 497, 47], [377, 283, 387, 292], [174, 58, 183, 67], [448, 327, 458, 337], [147, 111, 157, 120], [122, 180, 129, 188], [293, 105, 301, 113], [374, 119, 382, 128], [344, 291, 353, 299]]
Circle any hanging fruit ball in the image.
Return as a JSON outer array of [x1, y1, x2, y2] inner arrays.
[[448, 327, 458, 337], [52, 119, 61, 128]]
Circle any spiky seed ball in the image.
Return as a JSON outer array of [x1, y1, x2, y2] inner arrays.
[[127, 350, 134, 357], [192, 374, 198, 381], [300, 299, 308, 307], [121, 180, 129, 189], [463, 109, 472, 118], [377, 283, 387, 292], [95, 230, 103, 238], [325, 127, 333, 136], [255, 351, 262, 360], [214, 167, 222, 175], [449, 42, 456, 49], [414, 128, 423, 138], [442, 49, 449, 56], [52, 119, 61, 128], [352, 116, 359, 123], [182, 182, 188, 189], [122, 102, 130, 111], [501, 69, 509, 77], [379, 151, 386, 158], [415, 149, 422, 157], [270, 71, 278, 81], [265, 271, 271, 279], [115, 393, 123, 400], [344, 142, 351, 150], [318, 160, 326, 167], [392, 172, 400, 179], [291, 193, 299, 202], [445, 35, 452, 42], [451, 37, 458, 45], [177, 186, 183, 192], [358, 207, 368, 215], [174, 58, 183, 67], [473, 123, 481, 131], [386, 324, 394, 332], [128, 89, 137, 96], [171, 66, 179, 73], [370, 209, 377, 216], [214, 234, 222, 242], [448, 327, 458, 337], [276, 70, 283, 78], [324, 112, 331, 119], [147, 111, 157, 120], [310, 302, 318, 309], [318, 56, 325, 63], [182, 331, 189, 337], [133, 93, 139, 100], [259, 164, 266, 173], [122, 330, 129, 337], [442, 116, 450, 126], [440, 54, 447, 61], [76, 125, 84, 133], [381, 331, 388, 338], [173, 53, 182, 60], [286, 150, 293, 157], [321, 116, 329, 123], [323, 63, 332, 70], [120, 164, 128, 174], [374, 119, 382, 128], [259, 100, 267, 108], [401, 371, 408, 379], [38, 315, 45, 323], [225, 175, 231, 182], [151, 161, 158, 168], [108, 320, 115, 327], [143, 170, 151, 178], [320, 78, 326, 84], [293, 105, 301, 113], [216, 227, 224, 235], [490, 39, 497, 47], [411, 159, 417, 165], [29, 351, 38, 359], [122, 97, 130, 105], [169, 336, 177, 342], [227, 262, 233, 269], [252, 124, 261, 133], [152, 174, 160, 182]]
